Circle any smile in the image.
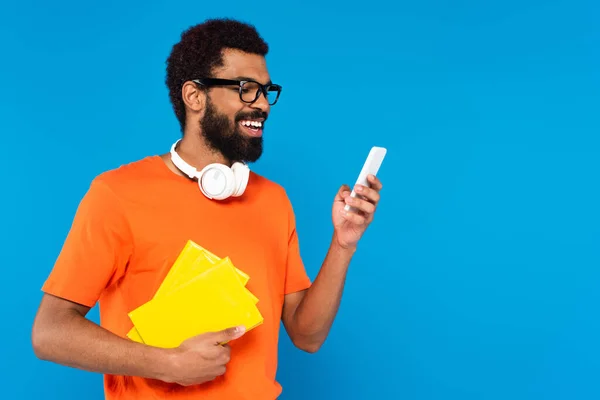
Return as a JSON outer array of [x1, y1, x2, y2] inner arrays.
[[239, 120, 264, 137]]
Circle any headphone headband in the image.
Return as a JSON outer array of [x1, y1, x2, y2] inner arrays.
[[168, 139, 250, 200], [170, 140, 199, 179]]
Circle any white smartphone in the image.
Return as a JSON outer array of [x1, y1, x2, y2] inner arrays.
[[344, 146, 387, 213]]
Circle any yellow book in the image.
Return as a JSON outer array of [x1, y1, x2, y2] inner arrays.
[[156, 240, 249, 297], [127, 258, 263, 348], [162, 256, 259, 305], [126, 241, 257, 342], [126, 260, 258, 342]]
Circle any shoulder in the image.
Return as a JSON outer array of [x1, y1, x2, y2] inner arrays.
[[68, 156, 165, 213], [63, 158, 163, 232], [84, 155, 165, 197], [94, 156, 160, 186], [248, 171, 292, 205]]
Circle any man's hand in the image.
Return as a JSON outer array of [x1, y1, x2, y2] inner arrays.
[[282, 175, 383, 352], [332, 174, 383, 250], [164, 326, 246, 386]]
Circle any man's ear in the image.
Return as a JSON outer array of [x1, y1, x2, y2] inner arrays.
[[181, 81, 205, 112]]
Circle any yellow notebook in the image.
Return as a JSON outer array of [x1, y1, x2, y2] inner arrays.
[[126, 241, 257, 342], [128, 258, 263, 348], [157, 240, 249, 297]]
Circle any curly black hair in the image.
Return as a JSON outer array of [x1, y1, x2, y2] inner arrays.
[[165, 18, 269, 131]]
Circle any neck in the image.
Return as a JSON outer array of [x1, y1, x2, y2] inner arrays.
[[162, 133, 230, 178]]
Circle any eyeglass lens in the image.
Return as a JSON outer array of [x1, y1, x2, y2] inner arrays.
[[241, 81, 279, 105]]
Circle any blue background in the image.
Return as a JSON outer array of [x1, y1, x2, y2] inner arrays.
[[1, 0, 599, 398]]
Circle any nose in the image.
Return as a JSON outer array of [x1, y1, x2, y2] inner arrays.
[[250, 89, 271, 114]]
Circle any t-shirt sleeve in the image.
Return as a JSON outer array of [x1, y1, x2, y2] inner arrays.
[[41, 177, 133, 308], [283, 194, 312, 295]]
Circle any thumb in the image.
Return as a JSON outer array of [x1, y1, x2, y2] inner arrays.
[[336, 184, 351, 201], [206, 326, 246, 345]]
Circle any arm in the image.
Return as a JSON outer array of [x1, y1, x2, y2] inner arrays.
[[30, 179, 175, 378], [31, 293, 170, 380], [282, 238, 355, 353], [32, 179, 241, 386], [282, 174, 383, 352], [31, 293, 244, 386]]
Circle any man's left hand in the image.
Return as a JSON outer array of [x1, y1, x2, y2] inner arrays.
[[331, 174, 383, 250]]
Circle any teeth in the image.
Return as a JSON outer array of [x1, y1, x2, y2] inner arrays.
[[241, 120, 262, 128]]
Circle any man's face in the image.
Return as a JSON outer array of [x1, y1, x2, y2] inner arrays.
[[199, 49, 273, 164]]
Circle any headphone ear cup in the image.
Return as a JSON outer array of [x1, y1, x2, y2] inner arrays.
[[230, 162, 250, 197], [198, 164, 236, 200]]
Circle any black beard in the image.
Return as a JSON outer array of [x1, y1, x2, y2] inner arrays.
[[199, 98, 265, 163]]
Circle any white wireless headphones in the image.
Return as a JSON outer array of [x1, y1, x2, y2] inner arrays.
[[169, 139, 250, 200]]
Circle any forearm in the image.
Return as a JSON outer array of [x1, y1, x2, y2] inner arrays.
[[289, 237, 356, 350], [32, 307, 171, 380]]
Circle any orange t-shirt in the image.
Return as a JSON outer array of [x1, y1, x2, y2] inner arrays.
[[41, 155, 312, 400]]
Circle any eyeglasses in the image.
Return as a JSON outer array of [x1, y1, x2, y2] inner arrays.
[[192, 78, 282, 105]]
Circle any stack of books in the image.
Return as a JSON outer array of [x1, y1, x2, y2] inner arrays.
[[126, 240, 263, 348]]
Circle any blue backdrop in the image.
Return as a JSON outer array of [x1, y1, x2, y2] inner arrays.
[[1, 0, 599, 398]]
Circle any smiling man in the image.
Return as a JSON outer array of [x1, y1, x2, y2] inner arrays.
[[31, 19, 383, 400]]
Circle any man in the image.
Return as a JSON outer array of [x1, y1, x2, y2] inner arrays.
[[31, 18, 383, 399]]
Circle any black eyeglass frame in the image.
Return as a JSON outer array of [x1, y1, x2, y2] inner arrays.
[[192, 78, 282, 105]]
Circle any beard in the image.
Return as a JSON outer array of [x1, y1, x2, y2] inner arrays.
[[199, 98, 265, 164]]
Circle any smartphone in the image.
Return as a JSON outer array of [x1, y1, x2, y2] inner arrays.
[[344, 146, 387, 213]]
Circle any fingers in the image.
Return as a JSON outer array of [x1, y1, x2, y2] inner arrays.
[[206, 326, 246, 345], [352, 186, 380, 205], [341, 208, 368, 225], [336, 184, 352, 200], [216, 345, 231, 364], [344, 195, 376, 215], [367, 174, 383, 191], [341, 175, 382, 222], [355, 176, 381, 202]]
